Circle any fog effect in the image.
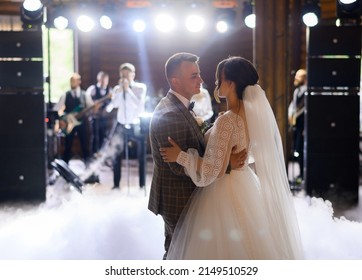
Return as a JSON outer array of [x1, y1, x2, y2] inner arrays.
[[0, 162, 362, 260]]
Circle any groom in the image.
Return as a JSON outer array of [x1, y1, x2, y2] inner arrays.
[[148, 52, 246, 259]]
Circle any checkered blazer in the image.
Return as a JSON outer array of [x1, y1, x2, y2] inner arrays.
[[148, 92, 206, 225]]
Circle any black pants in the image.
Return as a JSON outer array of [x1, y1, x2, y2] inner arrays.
[[112, 123, 147, 188], [293, 126, 304, 179], [90, 116, 109, 155], [63, 123, 89, 163]]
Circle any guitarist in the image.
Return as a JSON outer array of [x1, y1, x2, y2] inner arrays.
[[85, 71, 113, 156], [54, 72, 92, 164], [288, 69, 307, 184]]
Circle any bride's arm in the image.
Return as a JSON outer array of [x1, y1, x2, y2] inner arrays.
[[160, 115, 235, 187]]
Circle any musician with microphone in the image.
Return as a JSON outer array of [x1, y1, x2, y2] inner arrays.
[[109, 63, 147, 190], [53, 72, 92, 164]]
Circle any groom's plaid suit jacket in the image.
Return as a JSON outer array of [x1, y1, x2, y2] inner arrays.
[[148, 92, 205, 226]]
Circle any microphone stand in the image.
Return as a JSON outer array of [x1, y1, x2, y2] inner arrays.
[[123, 88, 130, 194]]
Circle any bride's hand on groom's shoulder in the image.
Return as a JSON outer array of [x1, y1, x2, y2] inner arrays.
[[159, 137, 182, 163]]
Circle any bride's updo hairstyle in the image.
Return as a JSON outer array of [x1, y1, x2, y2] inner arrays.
[[215, 56, 259, 101]]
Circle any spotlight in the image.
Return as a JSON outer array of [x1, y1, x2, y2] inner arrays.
[[76, 15, 95, 32], [100, 4, 115, 30], [302, 1, 321, 27], [132, 19, 146, 32], [128, 8, 149, 32], [23, 0, 42, 12], [154, 13, 175, 33], [50, 6, 69, 30], [185, 14, 205, 33], [21, 0, 44, 29], [242, 1, 255, 29], [216, 20, 228, 33], [54, 16, 69, 30], [100, 15, 112, 30], [215, 8, 236, 33], [337, 0, 362, 19]]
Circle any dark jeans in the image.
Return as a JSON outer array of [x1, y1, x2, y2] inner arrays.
[[112, 123, 147, 188]]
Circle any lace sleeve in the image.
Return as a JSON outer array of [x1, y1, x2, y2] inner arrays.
[[176, 114, 234, 187]]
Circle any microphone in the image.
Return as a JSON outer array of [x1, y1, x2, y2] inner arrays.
[[121, 79, 128, 100]]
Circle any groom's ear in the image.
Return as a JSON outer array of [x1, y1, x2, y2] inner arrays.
[[171, 77, 179, 85]]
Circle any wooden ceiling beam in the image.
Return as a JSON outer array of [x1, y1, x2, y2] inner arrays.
[[0, 2, 21, 15]]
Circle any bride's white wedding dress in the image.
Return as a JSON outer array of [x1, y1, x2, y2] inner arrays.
[[167, 85, 304, 260]]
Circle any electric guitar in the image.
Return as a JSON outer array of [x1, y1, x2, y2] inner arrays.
[[59, 94, 112, 135], [291, 107, 304, 127]]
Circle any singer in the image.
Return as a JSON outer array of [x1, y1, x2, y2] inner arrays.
[[108, 63, 147, 190]]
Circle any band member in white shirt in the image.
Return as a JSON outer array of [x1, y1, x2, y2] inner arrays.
[[109, 63, 147, 189]]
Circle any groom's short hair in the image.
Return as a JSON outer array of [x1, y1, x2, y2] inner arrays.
[[165, 52, 199, 86]]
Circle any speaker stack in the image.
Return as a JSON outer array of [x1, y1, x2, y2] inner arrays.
[[0, 31, 46, 202], [305, 25, 361, 206]]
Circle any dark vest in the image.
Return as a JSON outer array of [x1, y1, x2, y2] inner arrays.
[[93, 86, 110, 110], [64, 91, 84, 113], [295, 84, 307, 128]]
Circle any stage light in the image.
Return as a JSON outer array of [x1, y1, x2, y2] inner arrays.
[[99, 3, 116, 30], [133, 19, 146, 32], [54, 16, 68, 30], [242, 1, 255, 29], [45, 5, 70, 30], [215, 8, 236, 33], [302, 1, 321, 27], [340, 0, 357, 3], [185, 14, 205, 33], [216, 20, 228, 33], [76, 15, 95, 32], [154, 14, 175, 33], [128, 8, 149, 32], [100, 15, 112, 30], [21, 0, 44, 29], [23, 0, 42, 12], [337, 0, 362, 19]]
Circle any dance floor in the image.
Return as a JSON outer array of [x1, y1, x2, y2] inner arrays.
[[0, 157, 362, 260]]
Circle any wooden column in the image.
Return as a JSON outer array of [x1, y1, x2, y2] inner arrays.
[[253, 0, 305, 157]]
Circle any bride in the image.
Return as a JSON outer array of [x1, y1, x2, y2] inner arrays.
[[160, 56, 304, 259]]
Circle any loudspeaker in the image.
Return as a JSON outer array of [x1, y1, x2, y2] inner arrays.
[[0, 93, 46, 202], [307, 58, 361, 89], [305, 94, 359, 206], [307, 25, 361, 91], [308, 25, 361, 56], [0, 61, 43, 90], [0, 31, 42, 58], [0, 30, 43, 91]]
